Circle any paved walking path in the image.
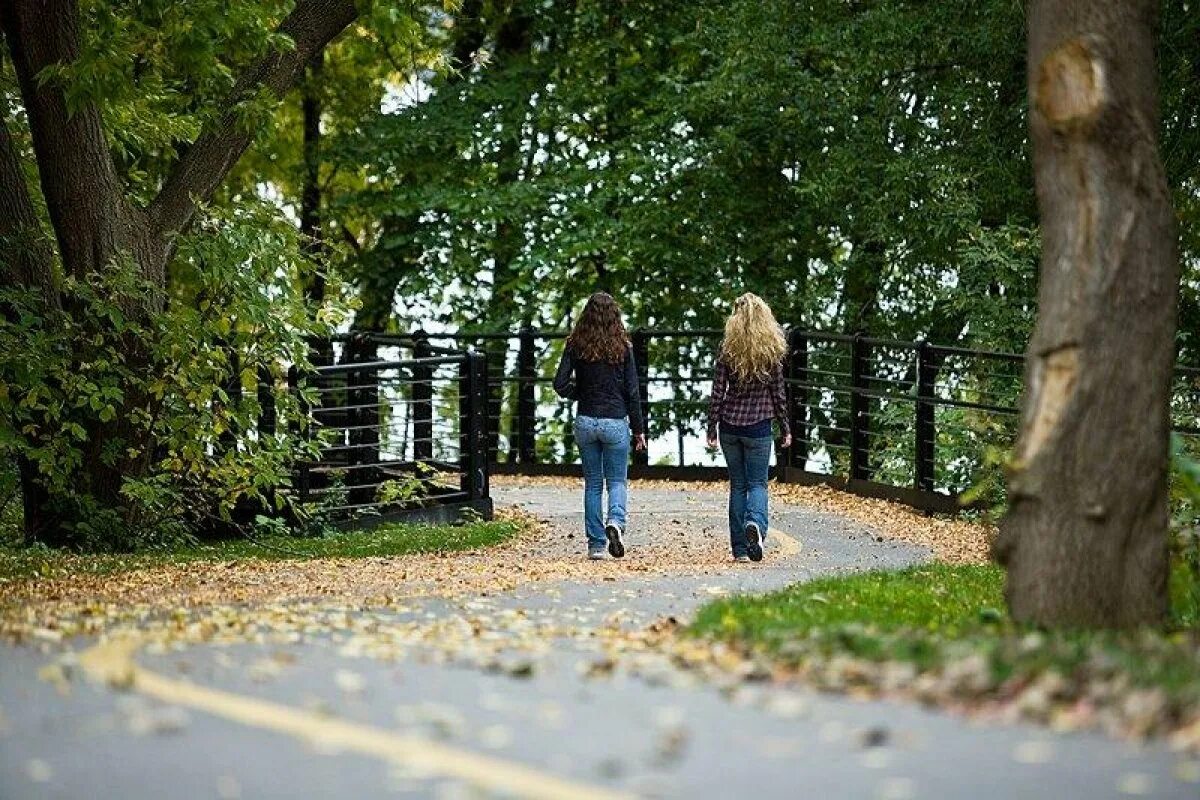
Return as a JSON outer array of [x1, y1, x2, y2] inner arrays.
[[1, 482, 1195, 799]]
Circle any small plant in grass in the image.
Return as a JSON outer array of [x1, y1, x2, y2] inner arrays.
[[252, 514, 291, 539], [375, 462, 446, 507], [292, 471, 347, 537]]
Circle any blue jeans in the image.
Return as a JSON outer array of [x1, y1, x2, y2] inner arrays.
[[720, 431, 772, 557], [574, 416, 631, 550]]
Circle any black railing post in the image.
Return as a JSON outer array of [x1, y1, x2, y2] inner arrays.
[[218, 348, 241, 454], [287, 365, 303, 438], [345, 360, 371, 506], [257, 366, 277, 438], [516, 328, 537, 464], [412, 330, 434, 462], [849, 334, 871, 481], [915, 340, 936, 492], [632, 329, 650, 466], [257, 365, 277, 515], [460, 354, 470, 494], [346, 363, 361, 466], [786, 328, 809, 473], [288, 365, 310, 506], [352, 335, 379, 505], [460, 350, 489, 502], [484, 338, 503, 465]]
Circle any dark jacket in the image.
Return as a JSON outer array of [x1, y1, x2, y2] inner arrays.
[[553, 346, 644, 434]]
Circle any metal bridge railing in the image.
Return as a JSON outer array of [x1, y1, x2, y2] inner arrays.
[[251, 334, 492, 527], [410, 327, 1198, 514]]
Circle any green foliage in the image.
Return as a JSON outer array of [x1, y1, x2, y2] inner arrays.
[[326, 0, 1200, 482], [230, 1, 449, 220], [1171, 434, 1200, 620], [37, 0, 298, 201], [6, 0, 1200, 547], [0, 200, 349, 549], [325, 0, 1048, 467], [333, 0, 1049, 341], [375, 462, 444, 505]]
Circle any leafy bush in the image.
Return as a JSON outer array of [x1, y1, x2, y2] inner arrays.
[[0, 201, 350, 550]]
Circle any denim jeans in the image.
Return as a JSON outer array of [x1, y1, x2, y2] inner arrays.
[[574, 416, 631, 550], [719, 431, 772, 557]]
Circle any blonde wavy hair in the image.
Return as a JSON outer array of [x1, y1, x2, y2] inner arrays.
[[719, 293, 787, 383]]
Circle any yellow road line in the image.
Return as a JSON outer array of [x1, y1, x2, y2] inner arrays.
[[766, 528, 802, 558], [79, 638, 632, 800]]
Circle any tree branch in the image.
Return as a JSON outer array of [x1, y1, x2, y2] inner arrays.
[[148, 0, 358, 237], [339, 223, 362, 255]]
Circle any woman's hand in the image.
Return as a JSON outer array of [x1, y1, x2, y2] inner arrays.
[[634, 433, 647, 451], [707, 433, 718, 448], [781, 433, 792, 449]]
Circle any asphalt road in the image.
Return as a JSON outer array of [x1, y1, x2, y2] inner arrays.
[[1, 485, 1196, 799]]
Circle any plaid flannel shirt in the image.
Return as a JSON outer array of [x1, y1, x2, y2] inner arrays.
[[706, 359, 790, 438]]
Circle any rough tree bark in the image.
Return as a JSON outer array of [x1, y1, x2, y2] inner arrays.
[[994, 0, 1179, 627], [0, 105, 60, 302], [0, 0, 359, 542]]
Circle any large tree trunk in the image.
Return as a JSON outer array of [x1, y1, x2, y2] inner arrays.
[[994, 0, 1179, 628]]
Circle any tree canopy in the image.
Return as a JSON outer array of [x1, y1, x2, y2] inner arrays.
[[1, 0, 1197, 551]]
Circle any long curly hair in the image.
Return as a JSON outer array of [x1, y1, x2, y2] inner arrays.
[[719, 293, 787, 383], [565, 292, 630, 364]]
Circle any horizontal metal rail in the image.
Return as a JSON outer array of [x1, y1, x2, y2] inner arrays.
[[286, 329, 1198, 517]]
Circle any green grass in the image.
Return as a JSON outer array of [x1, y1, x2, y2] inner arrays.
[[692, 563, 1014, 671], [693, 562, 1200, 641], [0, 519, 521, 584], [694, 563, 1008, 643], [691, 562, 1200, 721]]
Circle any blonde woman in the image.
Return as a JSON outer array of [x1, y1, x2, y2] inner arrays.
[[706, 294, 792, 562]]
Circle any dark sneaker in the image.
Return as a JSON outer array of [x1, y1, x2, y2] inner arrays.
[[588, 548, 606, 561], [745, 522, 764, 562], [605, 523, 626, 558]]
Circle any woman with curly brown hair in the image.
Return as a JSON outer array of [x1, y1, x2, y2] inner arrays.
[[553, 292, 646, 560], [707, 293, 791, 562]]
